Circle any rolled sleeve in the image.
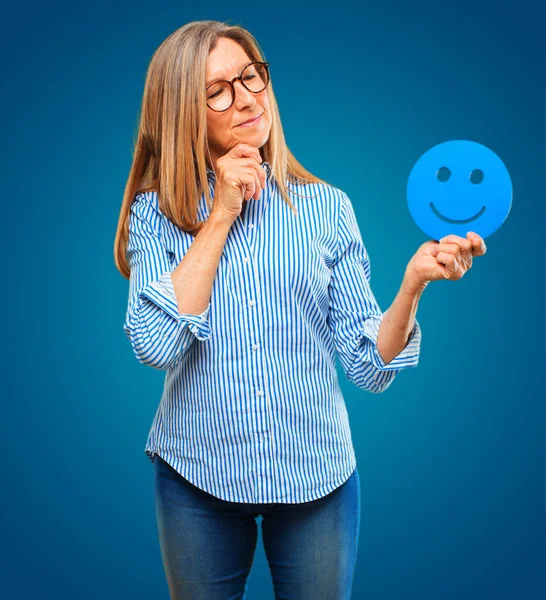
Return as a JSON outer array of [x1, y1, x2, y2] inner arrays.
[[123, 193, 212, 370], [353, 313, 422, 373], [141, 271, 212, 342]]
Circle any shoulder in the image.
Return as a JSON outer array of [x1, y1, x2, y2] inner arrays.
[[291, 179, 347, 214], [131, 190, 161, 212], [129, 191, 168, 236], [130, 191, 167, 221], [129, 191, 193, 254], [313, 183, 355, 218], [298, 183, 361, 240]]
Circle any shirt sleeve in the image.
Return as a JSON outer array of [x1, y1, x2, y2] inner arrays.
[[123, 193, 212, 370], [327, 191, 422, 393]]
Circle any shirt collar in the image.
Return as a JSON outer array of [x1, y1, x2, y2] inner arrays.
[[207, 161, 272, 180]]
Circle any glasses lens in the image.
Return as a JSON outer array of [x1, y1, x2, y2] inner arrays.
[[241, 62, 269, 93], [207, 81, 232, 112], [207, 63, 269, 111]]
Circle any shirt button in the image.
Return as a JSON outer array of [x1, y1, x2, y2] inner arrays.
[[257, 390, 264, 397], [252, 343, 259, 351], [243, 256, 249, 263], [248, 299, 255, 307], [248, 224, 255, 229]]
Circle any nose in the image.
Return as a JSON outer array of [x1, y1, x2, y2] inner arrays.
[[233, 79, 256, 108]]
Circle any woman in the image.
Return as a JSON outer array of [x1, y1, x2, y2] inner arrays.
[[113, 20, 486, 600]]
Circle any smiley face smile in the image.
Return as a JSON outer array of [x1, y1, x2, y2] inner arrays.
[[429, 202, 487, 224]]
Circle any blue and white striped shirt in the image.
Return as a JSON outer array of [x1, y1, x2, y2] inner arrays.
[[123, 161, 422, 503]]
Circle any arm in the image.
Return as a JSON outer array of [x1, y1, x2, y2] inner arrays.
[[376, 275, 427, 366], [327, 192, 422, 394], [123, 194, 232, 370]]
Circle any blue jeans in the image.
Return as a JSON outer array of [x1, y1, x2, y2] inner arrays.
[[153, 453, 360, 600]]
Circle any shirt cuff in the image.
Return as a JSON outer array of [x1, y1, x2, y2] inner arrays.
[[140, 271, 212, 341], [358, 313, 421, 371]]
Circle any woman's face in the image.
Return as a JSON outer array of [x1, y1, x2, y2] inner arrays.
[[205, 37, 271, 168]]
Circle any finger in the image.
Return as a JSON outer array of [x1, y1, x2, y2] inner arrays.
[[430, 242, 462, 262], [241, 156, 264, 170], [466, 231, 487, 256], [439, 234, 468, 245], [230, 142, 263, 165], [436, 251, 461, 278], [251, 157, 267, 190], [239, 167, 260, 200], [252, 171, 261, 200], [244, 183, 255, 201], [240, 171, 256, 200], [241, 157, 267, 192], [439, 234, 472, 256], [439, 235, 473, 269]]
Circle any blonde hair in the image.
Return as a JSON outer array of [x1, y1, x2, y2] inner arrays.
[[114, 20, 329, 280]]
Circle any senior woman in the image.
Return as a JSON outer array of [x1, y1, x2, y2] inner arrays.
[[114, 19, 486, 600]]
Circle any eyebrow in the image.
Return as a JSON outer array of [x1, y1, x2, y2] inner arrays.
[[206, 61, 252, 87]]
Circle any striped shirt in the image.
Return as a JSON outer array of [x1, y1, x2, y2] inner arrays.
[[123, 161, 422, 504]]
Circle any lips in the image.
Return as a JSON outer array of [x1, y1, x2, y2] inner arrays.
[[237, 113, 262, 126]]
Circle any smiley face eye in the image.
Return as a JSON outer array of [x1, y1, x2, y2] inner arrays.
[[469, 169, 484, 184], [436, 166, 451, 182]]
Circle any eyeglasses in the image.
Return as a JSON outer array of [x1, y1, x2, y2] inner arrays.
[[206, 62, 270, 112]]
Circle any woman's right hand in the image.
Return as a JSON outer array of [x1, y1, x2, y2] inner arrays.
[[209, 143, 267, 224]]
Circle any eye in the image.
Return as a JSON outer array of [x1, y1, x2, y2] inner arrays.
[[469, 169, 484, 184], [206, 82, 229, 100], [436, 166, 451, 182]]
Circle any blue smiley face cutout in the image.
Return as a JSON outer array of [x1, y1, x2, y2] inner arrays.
[[407, 139, 512, 240]]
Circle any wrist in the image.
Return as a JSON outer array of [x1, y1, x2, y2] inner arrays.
[[402, 270, 428, 297], [208, 208, 235, 229]]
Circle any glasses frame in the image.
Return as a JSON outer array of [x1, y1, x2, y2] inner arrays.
[[206, 61, 270, 112]]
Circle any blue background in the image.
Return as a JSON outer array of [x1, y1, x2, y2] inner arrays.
[[3, 0, 545, 597]]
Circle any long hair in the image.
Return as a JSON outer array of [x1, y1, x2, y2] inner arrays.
[[114, 20, 329, 280]]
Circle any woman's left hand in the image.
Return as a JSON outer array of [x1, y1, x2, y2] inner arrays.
[[405, 232, 487, 286]]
